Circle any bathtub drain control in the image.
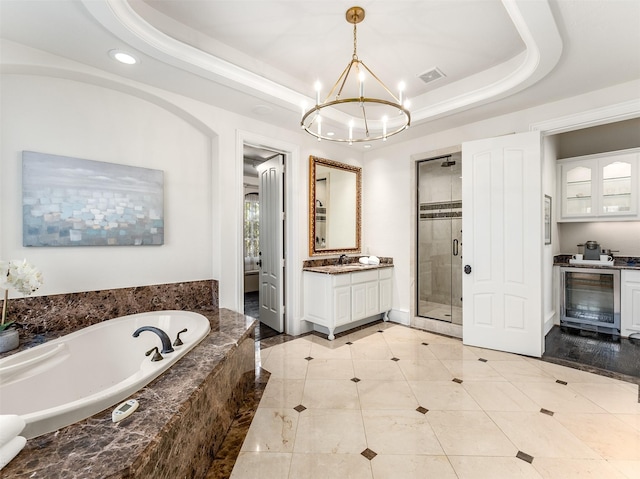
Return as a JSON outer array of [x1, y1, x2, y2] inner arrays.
[[112, 399, 139, 423]]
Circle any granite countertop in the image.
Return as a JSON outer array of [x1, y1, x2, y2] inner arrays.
[[302, 256, 394, 275], [303, 263, 394, 274], [553, 255, 640, 270]]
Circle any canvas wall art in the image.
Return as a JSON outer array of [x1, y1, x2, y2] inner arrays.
[[22, 151, 164, 247]]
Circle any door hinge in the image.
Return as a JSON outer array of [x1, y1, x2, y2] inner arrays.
[[281, 211, 285, 221], [281, 258, 285, 268]]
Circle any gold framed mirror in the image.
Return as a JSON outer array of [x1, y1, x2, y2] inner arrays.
[[309, 155, 361, 256]]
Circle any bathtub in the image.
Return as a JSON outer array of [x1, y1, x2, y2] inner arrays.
[[0, 310, 210, 439]]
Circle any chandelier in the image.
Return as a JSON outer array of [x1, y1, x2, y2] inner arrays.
[[301, 6, 411, 144]]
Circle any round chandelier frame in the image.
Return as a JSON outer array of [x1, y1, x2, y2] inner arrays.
[[301, 6, 411, 144]]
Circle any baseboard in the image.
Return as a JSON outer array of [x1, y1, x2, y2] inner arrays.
[[544, 311, 556, 336], [388, 308, 410, 326]]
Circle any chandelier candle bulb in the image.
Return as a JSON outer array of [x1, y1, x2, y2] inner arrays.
[[359, 71, 365, 98]]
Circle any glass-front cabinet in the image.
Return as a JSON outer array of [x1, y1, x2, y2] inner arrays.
[[558, 148, 639, 221]]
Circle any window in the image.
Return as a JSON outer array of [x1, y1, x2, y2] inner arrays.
[[244, 193, 259, 271]]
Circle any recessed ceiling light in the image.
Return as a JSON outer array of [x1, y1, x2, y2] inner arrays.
[[109, 49, 138, 65]]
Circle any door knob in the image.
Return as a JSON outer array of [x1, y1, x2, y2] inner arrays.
[[464, 265, 472, 274]]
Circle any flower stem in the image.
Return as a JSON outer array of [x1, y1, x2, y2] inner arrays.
[[2, 289, 7, 326]]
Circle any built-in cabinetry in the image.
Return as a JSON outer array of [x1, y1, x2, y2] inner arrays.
[[621, 269, 640, 338], [557, 148, 639, 221], [303, 267, 393, 340]]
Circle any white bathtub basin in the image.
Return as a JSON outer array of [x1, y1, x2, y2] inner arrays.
[[0, 310, 210, 439]]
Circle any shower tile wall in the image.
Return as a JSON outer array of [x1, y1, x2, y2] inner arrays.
[[417, 154, 463, 325]]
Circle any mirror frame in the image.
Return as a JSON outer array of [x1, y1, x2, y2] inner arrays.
[[309, 155, 362, 256]]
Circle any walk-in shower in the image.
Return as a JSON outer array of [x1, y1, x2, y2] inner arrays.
[[417, 153, 462, 324]]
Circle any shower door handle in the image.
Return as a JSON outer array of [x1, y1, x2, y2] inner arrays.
[[452, 239, 459, 256]]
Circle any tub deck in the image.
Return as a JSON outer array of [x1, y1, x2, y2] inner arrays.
[[2, 308, 256, 479]]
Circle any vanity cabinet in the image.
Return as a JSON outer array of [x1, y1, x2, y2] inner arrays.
[[303, 267, 393, 340], [557, 148, 639, 221], [621, 269, 640, 338]]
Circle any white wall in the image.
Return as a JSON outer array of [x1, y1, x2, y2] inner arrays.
[[542, 135, 559, 333], [0, 74, 213, 297], [558, 222, 640, 256]]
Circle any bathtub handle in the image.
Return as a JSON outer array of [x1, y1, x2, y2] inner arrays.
[[173, 328, 188, 347], [145, 346, 163, 362]]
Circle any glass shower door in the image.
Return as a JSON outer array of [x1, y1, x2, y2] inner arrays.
[[417, 154, 462, 324]]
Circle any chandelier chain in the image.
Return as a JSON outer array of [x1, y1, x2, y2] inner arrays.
[[352, 22, 358, 60]]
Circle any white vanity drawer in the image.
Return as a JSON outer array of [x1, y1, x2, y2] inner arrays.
[[332, 273, 352, 287], [379, 267, 393, 279], [350, 269, 379, 284]]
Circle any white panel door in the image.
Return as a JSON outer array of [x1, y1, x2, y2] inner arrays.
[[258, 155, 284, 332], [462, 131, 543, 357]]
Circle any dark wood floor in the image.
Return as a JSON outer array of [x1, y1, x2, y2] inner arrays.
[[543, 326, 640, 384]]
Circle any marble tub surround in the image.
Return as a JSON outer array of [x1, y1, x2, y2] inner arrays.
[[0, 279, 218, 358], [303, 257, 393, 274], [2, 308, 256, 479]]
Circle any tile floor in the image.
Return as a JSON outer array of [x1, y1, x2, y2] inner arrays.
[[229, 322, 640, 479]]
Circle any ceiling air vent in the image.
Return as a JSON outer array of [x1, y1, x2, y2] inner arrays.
[[418, 67, 446, 85]]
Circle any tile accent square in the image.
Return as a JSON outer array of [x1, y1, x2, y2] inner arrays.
[[478, 358, 488, 362], [294, 404, 307, 413], [416, 406, 429, 415], [516, 450, 534, 463], [391, 357, 400, 362], [540, 408, 554, 416], [378, 330, 384, 333], [305, 356, 314, 361], [556, 379, 568, 385], [361, 448, 377, 460], [346, 341, 353, 345], [452, 378, 463, 384], [422, 342, 429, 346], [351, 377, 361, 383]]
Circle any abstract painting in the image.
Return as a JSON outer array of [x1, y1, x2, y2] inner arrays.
[[22, 151, 164, 246]]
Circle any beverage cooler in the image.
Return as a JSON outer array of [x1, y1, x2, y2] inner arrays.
[[560, 267, 621, 336]]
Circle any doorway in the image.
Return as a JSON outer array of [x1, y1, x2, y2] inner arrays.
[[416, 152, 463, 325], [242, 144, 285, 338]]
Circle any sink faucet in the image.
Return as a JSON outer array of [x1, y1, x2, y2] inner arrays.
[[132, 326, 175, 354], [337, 254, 348, 265]]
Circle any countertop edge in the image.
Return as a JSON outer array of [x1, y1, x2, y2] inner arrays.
[[302, 264, 395, 275]]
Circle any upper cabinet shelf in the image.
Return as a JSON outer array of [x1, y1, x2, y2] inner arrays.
[[557, 148, 639, 222]]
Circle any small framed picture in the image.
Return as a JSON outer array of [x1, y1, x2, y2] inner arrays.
[[544, 195, 552, 245]]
